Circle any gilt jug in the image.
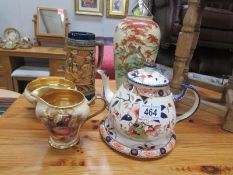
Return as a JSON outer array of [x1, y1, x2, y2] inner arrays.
[[97, 64, 200, 159], [33, 88, 105, 149]]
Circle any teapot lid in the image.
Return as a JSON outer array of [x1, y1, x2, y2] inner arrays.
[[127, 64, 169, 87]]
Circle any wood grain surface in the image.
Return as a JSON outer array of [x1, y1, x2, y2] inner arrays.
[[1, 80, 233, 175], [0, 47, 65, 58]]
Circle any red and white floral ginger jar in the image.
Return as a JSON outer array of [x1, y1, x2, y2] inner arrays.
[[114, 16, 161, 88]]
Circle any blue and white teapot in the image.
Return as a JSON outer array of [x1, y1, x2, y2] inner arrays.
[[97, 64, 200, 158]]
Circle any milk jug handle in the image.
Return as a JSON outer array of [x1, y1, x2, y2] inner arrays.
[[173, 84, 200, 123], [96, 40, 104, 69], [85, 96, 106, 123]]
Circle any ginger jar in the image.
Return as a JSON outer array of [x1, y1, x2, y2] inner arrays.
[[114, 16, 161, 88]]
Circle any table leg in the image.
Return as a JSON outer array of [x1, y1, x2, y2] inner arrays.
[[170, 0, 203, 94], [222, 71, 233, 132]]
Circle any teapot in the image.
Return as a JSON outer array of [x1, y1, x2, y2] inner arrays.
[[97, 64, 200, 158]]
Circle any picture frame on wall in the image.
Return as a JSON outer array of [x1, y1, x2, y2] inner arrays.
[[75, 0, 103, 16], [106, 0, 129, 18]]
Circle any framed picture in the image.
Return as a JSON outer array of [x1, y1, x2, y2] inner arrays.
[[75, 0, 103, 16], [131, 0, 152, 16], [106, 0, 129, 18]]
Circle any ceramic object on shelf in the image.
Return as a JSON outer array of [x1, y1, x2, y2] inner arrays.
[[2, 28, 20, 50], [23, 76, 77, 106], [114, 16, 160, 88], [3, 28, 20, 43], [65, 31, 104, 101], [33, 88, 106, 149], [97, 64, 200, 159], [19, 36, 32, 49], [2, 40, 17, 50]]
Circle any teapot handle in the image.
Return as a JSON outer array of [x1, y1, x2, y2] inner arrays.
[[173, 83, 200, 123]]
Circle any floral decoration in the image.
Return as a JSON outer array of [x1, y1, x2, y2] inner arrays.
[[99, 115, 176, 159], [114, 17, 160, 87], [39, 107, 82, 143]]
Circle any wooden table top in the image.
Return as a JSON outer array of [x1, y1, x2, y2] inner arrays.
[[1, 80, 233, 175], [0, 46, 66, 58]]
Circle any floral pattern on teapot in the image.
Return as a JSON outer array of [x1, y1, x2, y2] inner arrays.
[[109, 81, 176, 142], [123, 80, 171, 98], [99, 116, 176, 158]]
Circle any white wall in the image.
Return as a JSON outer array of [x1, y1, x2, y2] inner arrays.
[[0, 0, 138, 40]]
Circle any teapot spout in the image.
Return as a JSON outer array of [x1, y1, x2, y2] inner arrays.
[[97, 69, 114, 105]]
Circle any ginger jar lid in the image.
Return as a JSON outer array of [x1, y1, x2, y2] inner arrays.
[[127, 64, 169, 87]]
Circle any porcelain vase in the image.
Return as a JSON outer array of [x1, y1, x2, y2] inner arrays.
[[114, 16, 161, 88]]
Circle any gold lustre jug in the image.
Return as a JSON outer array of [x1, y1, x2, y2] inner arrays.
[[33, 88, 106, 149]]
